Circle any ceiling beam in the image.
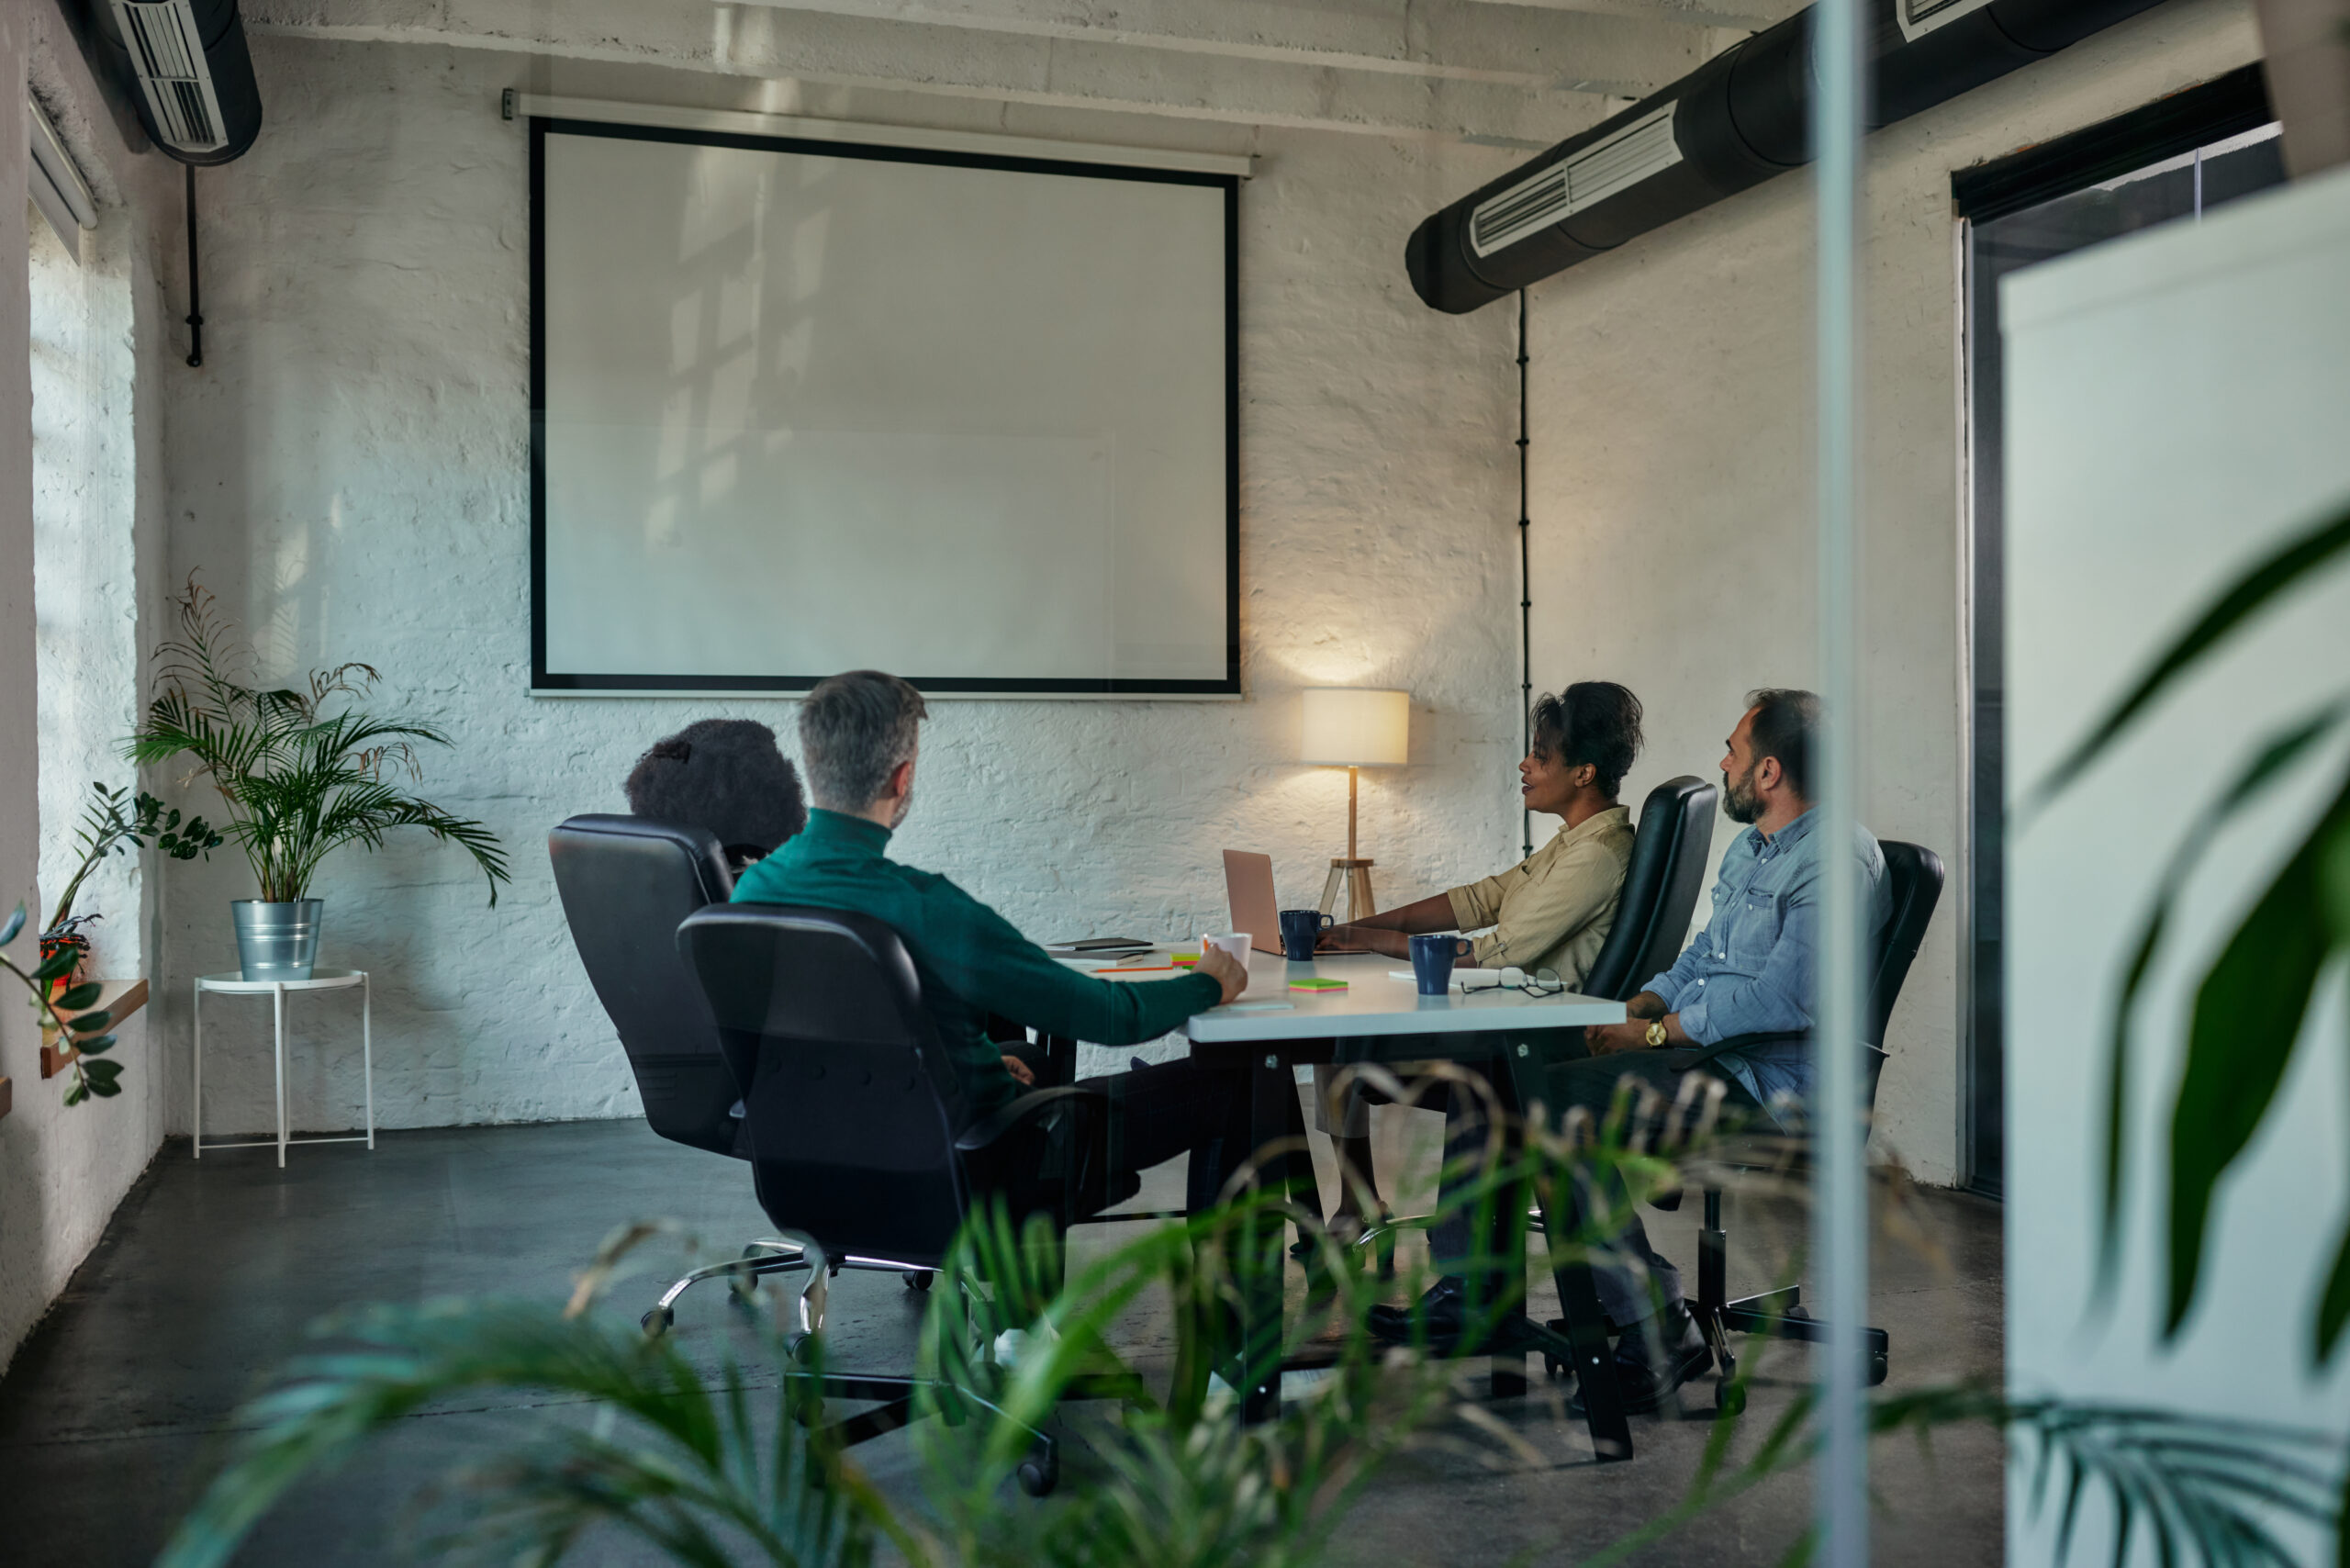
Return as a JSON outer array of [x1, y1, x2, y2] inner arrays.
[[722, 0, 1712, 91], [1462, 0, 1794, 32], [244, 0, 1691, 142]]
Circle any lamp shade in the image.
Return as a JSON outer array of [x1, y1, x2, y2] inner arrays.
[[1300, 688, 1410, 767]]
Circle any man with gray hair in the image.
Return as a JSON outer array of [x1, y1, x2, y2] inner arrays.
[[732, 670, 1291, 1217]]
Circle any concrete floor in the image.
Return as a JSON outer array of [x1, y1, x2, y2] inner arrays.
[[0, 1116, 2004, 1566]]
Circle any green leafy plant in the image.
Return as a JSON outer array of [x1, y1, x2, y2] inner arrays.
[[2, 902, 129, 1105], [127, 577, 509, 905], [154, 1067, 2346, 1567], [45, 780, 222, 937], [2009, 1402, 2342, 1568], [2021, 494, 2350, 1561], [1575, 1383, 2342, 1568], [156, 1078, 1671, 1568], [2023, 497, 2350, 1354], [156, 1195, 1470, 1568], [908, 1192, 1460, 1568], [160, 1293, 897, 1568]]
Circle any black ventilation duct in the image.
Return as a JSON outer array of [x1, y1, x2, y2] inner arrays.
[[1407, 0, 2171, 313], [94, 0, 263, 166]]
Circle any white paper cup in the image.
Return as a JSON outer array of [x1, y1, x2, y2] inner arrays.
[[1200, 931, 1250, 965]]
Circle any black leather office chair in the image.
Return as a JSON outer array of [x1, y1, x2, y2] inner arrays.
[[1581, 776, 1720, 1006], [1660, 839, 1945, 1411], [549, 815, 919, 1332], [677, 902, 1136, 1493], [1346, 776, 1718, 1256]]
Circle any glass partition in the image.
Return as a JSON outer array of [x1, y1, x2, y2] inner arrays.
[[1961, 120, 2285, 1197]]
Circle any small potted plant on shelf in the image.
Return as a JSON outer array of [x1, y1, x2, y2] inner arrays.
[[4, 903, 130, 1105], [39, 781, 222, 998], [128, 577, 509, 981]]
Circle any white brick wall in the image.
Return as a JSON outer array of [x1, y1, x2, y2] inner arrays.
[[2, 0, 184, 1376], [1521, 0, 2263, 1186], [160, 36, 1536, 1134]]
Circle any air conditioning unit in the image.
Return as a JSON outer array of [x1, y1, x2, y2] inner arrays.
[[1470, 105, 1684, 259], [1897, 0, 2000, 43], [99, 0, 263, 165], [1408, 0, 2177, 312]]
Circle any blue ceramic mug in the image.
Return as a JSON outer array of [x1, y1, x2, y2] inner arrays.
[[1408, 934, 1473, 995], [1279, 908, 1334, 961]]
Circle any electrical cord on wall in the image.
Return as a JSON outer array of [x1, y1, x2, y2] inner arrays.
[[185, 164, 204, 368], [1516, 288, 1532, 860]]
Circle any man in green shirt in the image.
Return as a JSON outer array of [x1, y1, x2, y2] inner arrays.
[[732, 670, 1287, 1216]]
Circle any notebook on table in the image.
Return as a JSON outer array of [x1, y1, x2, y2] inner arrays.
[[1222, 849, 1371, 957], [1045, 936, 1154, 958]]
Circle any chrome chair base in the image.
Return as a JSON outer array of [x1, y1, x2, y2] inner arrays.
[[638, 1237, 937, 1337]]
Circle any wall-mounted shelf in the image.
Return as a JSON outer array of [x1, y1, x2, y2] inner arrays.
[[41, 978, 149, 1079]]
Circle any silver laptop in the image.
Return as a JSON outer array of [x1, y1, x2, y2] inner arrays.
[[1223, 849, 1369, 956]]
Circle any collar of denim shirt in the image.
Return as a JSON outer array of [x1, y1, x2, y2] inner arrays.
[[1740, 803, 1818, 860]]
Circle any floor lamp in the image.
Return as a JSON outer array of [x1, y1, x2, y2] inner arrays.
[[1300, 688, 1410, 924]]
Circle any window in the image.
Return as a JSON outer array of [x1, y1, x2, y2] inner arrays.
[[1956, 66, 2286, 1196], [29, 176, 143, 981]]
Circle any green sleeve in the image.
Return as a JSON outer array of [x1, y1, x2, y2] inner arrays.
[[924, 879, 1224, 1045]]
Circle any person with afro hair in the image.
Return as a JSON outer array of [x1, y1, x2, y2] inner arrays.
[[623, 719, 808, 874], [1316, 680, 1645, 1275]]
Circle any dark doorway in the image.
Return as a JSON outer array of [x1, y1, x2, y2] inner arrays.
[[1956, 66, 2285, 1197]]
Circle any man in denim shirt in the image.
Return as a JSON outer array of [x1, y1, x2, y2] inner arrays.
[[1586, 689, 1892, 1111], [1565, 689, 1888, 1408]]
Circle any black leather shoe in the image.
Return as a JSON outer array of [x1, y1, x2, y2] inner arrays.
[[1369, 1274, 1461, 1341], [1564, 1305, 1713, 1417], [1370, 1276, 1542, 1354]]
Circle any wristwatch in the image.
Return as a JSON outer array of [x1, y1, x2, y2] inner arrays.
[[1644, 1018, 1670, 1048]]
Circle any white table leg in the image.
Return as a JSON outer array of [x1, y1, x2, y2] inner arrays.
[[273, 982, 287, 1169], [193, 980, 204, 1158], [361, 972, 374, 1150]]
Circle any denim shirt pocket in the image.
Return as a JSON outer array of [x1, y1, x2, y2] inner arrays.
[[1734, 889, 1788, 963]]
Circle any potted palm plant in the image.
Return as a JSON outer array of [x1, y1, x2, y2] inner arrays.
[[129, 578, 509, 980]]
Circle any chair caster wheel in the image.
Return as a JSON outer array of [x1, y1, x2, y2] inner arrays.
[[1017, 1440, 1059, 1497], [1867, 1351, 1888, 1387], [1716, 1377, 1747, 1415], [1542, 1352, 1566, 1382], [904, 1271, 934, 1292], [641, 1305, 673, 1338], [786, 1331, 821, 1365]]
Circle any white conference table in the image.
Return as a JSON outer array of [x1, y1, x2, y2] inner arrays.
[[1074, 946, 1636, 1459], [1184, 949, 1624, 1042]]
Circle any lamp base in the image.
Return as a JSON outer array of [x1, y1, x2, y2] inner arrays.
[[1318, 858, 1376, 924]]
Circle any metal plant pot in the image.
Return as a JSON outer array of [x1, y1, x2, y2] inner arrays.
[[231, 899, 323, 981]]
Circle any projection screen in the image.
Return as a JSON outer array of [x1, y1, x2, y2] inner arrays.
[[531, 117, 1238, 696]]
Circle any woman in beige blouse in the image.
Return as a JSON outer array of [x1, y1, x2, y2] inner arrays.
[[1314, 681, 1646, 1229]]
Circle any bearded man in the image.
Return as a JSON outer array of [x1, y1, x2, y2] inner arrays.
[[1565, 687, 1890, 1406]]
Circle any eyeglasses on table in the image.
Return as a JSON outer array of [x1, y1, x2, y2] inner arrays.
[[1461, 966, 1566, 997]]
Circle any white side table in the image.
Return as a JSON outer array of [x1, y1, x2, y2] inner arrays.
[[194, 969, 373, 1167]]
